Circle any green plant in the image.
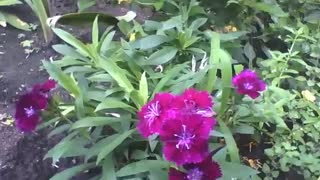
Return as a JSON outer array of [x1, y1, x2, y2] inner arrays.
[[37, 7, 262, 178], [25, 0, 53, 43], [0, 0, 31, 30]]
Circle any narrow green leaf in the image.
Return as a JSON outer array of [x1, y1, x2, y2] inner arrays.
[[145, 47, 177, 65], [130, 35, 172, 50], [206, 32, 220, 92], [96, 129, 135, 164], [70, 117, 122, 130], [1, 12, 30, 31], [92, 15, 99, 48], [100, 155, 117, 180], [139, 72, 149, 104], [219, 162, 258, 180], [97, 56, 134, 93], [42, 61, 81, 97], [48, 124, 71, 137], [50, 163, 95, 180], [52, 28, 91, 57], [95, 98, 136, 112], [218, 119, 240, 163], [116, 160, 170, 177]]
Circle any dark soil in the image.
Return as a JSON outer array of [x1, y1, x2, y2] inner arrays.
[[0, 5, 65, 180], [0, 2, 154, 179]]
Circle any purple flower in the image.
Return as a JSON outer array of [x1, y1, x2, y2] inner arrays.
[[175, 89, 215, 118], [169, 156, 222, 180], [232, 70, 266, 99], [138, 93, 176, 138], [14, 80, 56, 132], [14, 93, 47, 132], [160, 114, 213, 165]]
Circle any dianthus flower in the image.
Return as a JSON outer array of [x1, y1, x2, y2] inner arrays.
[[137, 93, 176, 138], [14, 80, 56, 132], [232, 69, 266, 99], [160, 114, 214, 165], [175, 89, 215, 118], [169, 155, 222, 180]]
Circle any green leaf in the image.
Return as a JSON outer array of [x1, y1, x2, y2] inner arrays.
[[97, 56, 134, 93], [48, 124, 71, 137], [244, 42, 256, 61], [244, 1, 288, 17], [218, 119, 240, 163], [96, 129, 135, 164], [130, 35, 172, 50], [52, 44, 87, 61], [77, 0, 95, 12], [70, 117, 123, 130], [92, 15, 99, 48], [304, 11, 320, 24], [100, 155, 116, 180], [116, 160, 170, 177], [190, 18, 207, 30], [85, 134, 118, 161], [100, 31, 115, 54], [95, 98, 136, 112], [146, 47, 178, 65], [219, 31, 247, 41], [0, 0, 21, 6], [139, 72, 149, 104], [43, 61, 81, 97], [52, 28, 91, 57], [205, 32, 219, 92], [152, 63, 188, 96], [220, 162, 258, 180], [1, 12, 30, 31], [50, 163, 95, 180]]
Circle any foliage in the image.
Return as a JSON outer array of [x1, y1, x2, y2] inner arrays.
[[0, 0, 31, 30], [13, 0, 320, 179], [25, 0, 52, 43]]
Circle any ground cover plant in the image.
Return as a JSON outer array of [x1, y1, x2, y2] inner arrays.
[[11, 0, 320, 179]]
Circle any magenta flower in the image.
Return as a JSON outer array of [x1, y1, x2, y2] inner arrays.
[[232, 70, 266, 99], [175, 89, 215, 118], [169, 156, 222, 180], [14, 93, 48, 132], [160, 114, 213, 165], [32, 79, 56, 95], [14, 80, 56, 132], [137, 93, 176, 138]]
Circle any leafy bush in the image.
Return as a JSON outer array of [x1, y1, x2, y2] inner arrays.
[[13, 0, 320, 179]]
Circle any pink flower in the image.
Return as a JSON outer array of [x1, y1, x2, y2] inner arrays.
[[175, 89, 215, 118], [169, 156, 222, 180], [14, 80, 56, 132], [232, 70, 266, 99], [137, 93, 176, 138], [160, 114, 214, 165]]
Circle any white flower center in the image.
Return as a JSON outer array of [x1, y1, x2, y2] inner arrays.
[[24, 106, 35, 117], [187, 168, 203, 180], [144, 101, 161, 127], [244, 82, 254, 90], [174, 125, 195, 150]]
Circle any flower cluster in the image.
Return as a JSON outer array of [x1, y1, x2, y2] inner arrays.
[[232, 69, 266, 99], [138, 89, 222, 179], [14, 80, 56, 132]]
